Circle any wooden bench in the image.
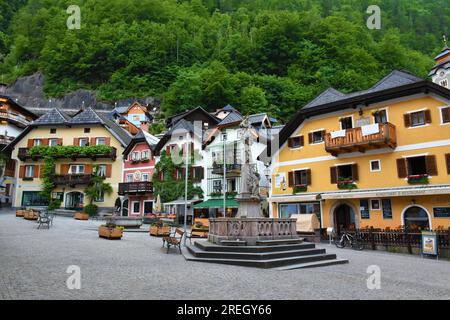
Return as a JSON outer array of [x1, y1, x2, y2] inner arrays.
[[162, 228, 184, 254]]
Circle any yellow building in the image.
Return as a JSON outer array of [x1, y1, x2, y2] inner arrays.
[[6, 108, 131, 211], [270, 70, 450, 233]]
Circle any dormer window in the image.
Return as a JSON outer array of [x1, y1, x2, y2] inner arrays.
[[141, 150, 150, 160], [440, 79, 448, 88], [131, 152, 141, 162]]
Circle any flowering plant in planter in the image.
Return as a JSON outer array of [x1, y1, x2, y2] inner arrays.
[[337, 177, 357, 190], [407, 174, 429, 185], [292, 184, 308, 194]]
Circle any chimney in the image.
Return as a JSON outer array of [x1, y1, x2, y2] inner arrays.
[[140, 120, 149, 132]]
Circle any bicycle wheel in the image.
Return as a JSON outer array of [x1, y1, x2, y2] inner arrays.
[[334, 236, 346, 248], [351, 239, 364, 251]]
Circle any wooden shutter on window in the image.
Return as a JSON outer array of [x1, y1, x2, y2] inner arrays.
[[424, 110, 432, 124], [105, 164, 112, 178], [57, 138, 63, 146], [299, 136, 305, 147], [287, 138, 294, 148], [396, 158, 407, 178], [42, 139, 49, 146], [33, 165, 39, 178], [330, 167, 337, 184], [105, 137, 111, 146], [425, 155, 438, 176], [308, 133, 313, 144], [442, 107, 450, 123], [90, 137, 96, 146], [306, 169, 312, 186], [61, 164, 70, 175], [73, 138, 79, 146], [288, 171, 294, 187], [85, 164, 92, 175], [403, 114, 411, 128], [19, 165, 25, 178], [39, 165, 44, 178], [351, 164, 359, 181], [27, 139, 34, 148], [446, 154, 450, 174], [166, 146, 171, 155], [190, 142, 194, 155]]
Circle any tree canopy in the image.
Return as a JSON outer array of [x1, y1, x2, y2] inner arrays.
[[0, 0, 447, 123]]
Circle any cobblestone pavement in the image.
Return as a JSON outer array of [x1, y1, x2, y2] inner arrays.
[[1, 209, 449, 300]]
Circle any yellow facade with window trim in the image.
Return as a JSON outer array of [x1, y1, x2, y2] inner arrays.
[[271, 94, 450, 231], [11, 126, 124, 210]]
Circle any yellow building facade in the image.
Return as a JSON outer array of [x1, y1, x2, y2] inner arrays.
[[8, 108, 131, 211], [270, 71, 450, 232]]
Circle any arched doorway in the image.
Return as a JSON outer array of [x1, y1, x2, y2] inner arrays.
[[66, 192, 84, 210], [333, 204, 356, 234], [403, 206, 430, 231]]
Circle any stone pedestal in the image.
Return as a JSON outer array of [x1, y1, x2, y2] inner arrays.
[[208, 218, 298, 246], [236, 194, 262, 218]]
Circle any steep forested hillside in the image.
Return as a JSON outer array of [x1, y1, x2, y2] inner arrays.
[[0, 0, 449, 124]]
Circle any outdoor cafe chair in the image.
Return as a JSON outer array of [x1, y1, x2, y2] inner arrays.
[[37, 210, 51, 229]]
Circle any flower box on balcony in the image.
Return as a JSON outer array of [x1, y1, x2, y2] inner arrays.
[[293, 184, 308, 194], [407, 174, 429, 185], [337, 179, 357, 190], [22, 177, 34, 181]]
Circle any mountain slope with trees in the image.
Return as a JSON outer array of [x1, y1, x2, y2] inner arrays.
[[0, 0, 448, 125]]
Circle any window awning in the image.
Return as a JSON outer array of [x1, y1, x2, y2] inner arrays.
[[193, 199, 239, 209]]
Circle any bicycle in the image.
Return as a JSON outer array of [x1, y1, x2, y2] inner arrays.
[[333, 229, 365, 250]]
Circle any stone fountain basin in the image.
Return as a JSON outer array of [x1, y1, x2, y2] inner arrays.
[[112, 217, 143, 229]]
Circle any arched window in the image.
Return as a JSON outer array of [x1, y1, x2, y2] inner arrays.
[[404, 206, 430, 231]]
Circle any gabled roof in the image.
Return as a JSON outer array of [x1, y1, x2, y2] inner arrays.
[[0, 95, 38, 120], [165, 106, 220, 128], [123, 129, 160, 156], [69, 107, 104, 124], [429, 45, 450, 76], [32, 108, 70, 125], [218, 111, 243, 126], [154, 119, 201, 153], [278, 70, 450, 147]]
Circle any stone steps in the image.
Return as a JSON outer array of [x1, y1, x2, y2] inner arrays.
[[183, 240, 349, 269], [53, 209, 77, 217]]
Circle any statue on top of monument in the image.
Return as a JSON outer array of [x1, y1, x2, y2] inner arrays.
[[239, 116, 260, 198]]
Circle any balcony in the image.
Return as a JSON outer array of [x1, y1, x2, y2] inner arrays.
[[118, 182, 153, 195], [325, 123, 397, 156], [51, 174, 93, 187], [18, 147, 117, 161], [211, 163, 242, 175], [0, 111, 33, 128]]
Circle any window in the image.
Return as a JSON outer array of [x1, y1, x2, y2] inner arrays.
[[441, 106, 450, 124], [440, 79, 448, 88], [331, 164, 358, 185], [144, 201, 153, 214], [288, 136, 304, 149], [370, 199, 381, 210], [96, 137, 106, 145], [25, 165, 35, 178], [227, 178, 237, 193], [79, 138, 89, 147], [309, 130, 325, 144], [96, 165, 107, 177], [69, 165, 85, 174], [21, 191, 49, 207], [133, 115, 140, 121], [294, 170, 308, 186], [222, 133, 227, 141], [33, 139, 42, 146], [370, 160, 381, 172], [279, 202, 321, 219], [340, 117, 353, 130], [141, 150, 150, 160], [360, 199, 370, 219], [397, 155, 437, 178], [178, 135, 184, 141], [410, 111, 426, 127], [132, 201, 140, 215], [279, 204, 299, 218], [213, 180, 222, 193], [373, 110, 388, 124], [49, 138, 59, 147], [407, 156, 427, 176], [131, 152, 140, 161], [382, 199, 392, 219], [338, 165, 355, 181], [84, 128, 90, 133], [142, 173, 149, 181], [95, 191, 104, 202], [126, 174, 133, 182], [50, 128, 57, 134]]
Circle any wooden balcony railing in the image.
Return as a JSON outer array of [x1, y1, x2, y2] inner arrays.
[[325, 123, 397, 156], [18, 147, 117, 161], [211, 163, 242, 175], [118, 182, 153, 195], [0, 111, 33, 127], [51, 174, 92, 186]]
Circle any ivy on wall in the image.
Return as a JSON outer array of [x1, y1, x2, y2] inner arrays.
[[153, 151, 203, 204]]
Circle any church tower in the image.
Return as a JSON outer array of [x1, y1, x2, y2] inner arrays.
[[429, 37, 450, 88]]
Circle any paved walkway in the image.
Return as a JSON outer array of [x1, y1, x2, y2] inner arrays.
[[1, 209, 449, 300]]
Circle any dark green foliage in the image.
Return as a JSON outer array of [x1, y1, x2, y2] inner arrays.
[[84, 203, 99, 216], [1, 0, 447, 122]]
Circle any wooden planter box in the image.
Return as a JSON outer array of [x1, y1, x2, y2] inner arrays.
[[74, 212, 89, 220], [98, 225, 123, 240], [23, 210, 38, 220], [191, 228, 209, 238], [149, 225, 171, 237], [16, 210, 25, 217]]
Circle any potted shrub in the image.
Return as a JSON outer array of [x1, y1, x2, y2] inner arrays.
[[48, 199, 61, 212], [75, 204, 96, 220], [98, 217, 123, 240]]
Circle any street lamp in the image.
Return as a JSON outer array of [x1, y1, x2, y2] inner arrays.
[[183, 132, 190, 246]]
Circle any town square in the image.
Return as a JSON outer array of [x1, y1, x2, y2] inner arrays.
[[1, 0, 450, 305]]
